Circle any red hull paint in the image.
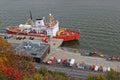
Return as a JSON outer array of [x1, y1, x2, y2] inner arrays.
[[53, 32, 80, 41], [6, 29, 80, 41]]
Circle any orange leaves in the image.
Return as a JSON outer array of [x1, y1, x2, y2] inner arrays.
[[0, 37, 22, 80], [0, 37, 11, 56], [0, 37, 11, 48], [2, 67, 22, 80], [0, 57, 8, 69]]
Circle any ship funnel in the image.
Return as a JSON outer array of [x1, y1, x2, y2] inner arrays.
[[35, 18, 45, 27]]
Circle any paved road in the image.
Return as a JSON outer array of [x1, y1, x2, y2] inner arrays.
[[35, 63, 103, 79]]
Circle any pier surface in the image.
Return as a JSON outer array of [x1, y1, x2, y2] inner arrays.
[[44, 47, 120, 72]]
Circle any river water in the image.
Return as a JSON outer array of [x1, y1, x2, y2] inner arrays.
[[0, 0, 120, 55]]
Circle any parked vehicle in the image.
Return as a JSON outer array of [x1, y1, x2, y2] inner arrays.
[[94, 65, 99, 71], [47, 56, 56, 65], [63, 59, 67, 64], [76, 62, 86, 70], [66, 59, 75, 67], [47, 60, 53, 65], [4, 34, 13, 39], [103, 67, 107, 72], [57, 58, 62, 64], [90, 65, 95, 70], [98, 66, 103, 71], [107, 67, 111, 71]]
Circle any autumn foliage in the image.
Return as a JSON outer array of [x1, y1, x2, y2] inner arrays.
[[0, 36, 120, 80], [1, 67, 22, 80], [0, 37, 35, 80], [0, 37, 75, 80]]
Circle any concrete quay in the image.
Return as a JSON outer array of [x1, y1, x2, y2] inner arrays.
[[1, 34, 63, 48]]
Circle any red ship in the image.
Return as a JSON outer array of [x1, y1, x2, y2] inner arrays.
[[6, 13, 80, 41]]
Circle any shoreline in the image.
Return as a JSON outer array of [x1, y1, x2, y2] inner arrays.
[[1, 33, 120, 72]]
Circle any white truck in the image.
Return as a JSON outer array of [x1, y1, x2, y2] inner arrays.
[[94, 65, 99, 71]]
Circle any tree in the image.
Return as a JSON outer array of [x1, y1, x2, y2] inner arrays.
[[0, 37, 36, 79], [38, 66, 48, 76], [0, 37, 11, 69], [87, 73, 107, 80], [33, 73, 44, 80], [0, 20, 3, 24], [0, 37, 11, 54], [87, 70, 120, 80], [105, 69, 120, 80]]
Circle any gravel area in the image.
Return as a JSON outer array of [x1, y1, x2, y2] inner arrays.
[[43, 47, 120, 72]]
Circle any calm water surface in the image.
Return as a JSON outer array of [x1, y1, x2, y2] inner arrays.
[[0, 0, 120, 55]]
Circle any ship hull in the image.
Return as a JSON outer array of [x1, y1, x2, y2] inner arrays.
[[6, 29, 80, 41]]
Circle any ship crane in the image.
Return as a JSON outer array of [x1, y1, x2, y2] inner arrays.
[[25, 10, 34, 27]]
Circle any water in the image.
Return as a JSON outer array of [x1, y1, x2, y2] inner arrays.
[[0, 0, 120, 55]]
